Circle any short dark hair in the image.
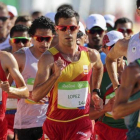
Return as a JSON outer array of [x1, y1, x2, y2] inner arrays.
[[10, 24, 29, 37], [57, 4, 73, 12], [114, 17, 133, 29], [15, 15, 32, 25], [55, 8, 79, 25], [137, 0, 140, 8], [28, 16, 55, 36], [31, 11, 42, 16]]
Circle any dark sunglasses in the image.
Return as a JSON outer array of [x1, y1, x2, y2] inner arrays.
[[87, 28, 104, 34], [10, 37, 31, 44], [33, 35, 53, 42], [56, 25, 78, 32], [117, 28, 133, 34], [77, 31, 84, 38], [0, 16, 9, 22]]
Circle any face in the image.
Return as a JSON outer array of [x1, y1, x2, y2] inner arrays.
[[76, 31, 87, 46], [10, 31, 31, 53], [16, 21, 32, 28], [8, 16, 17, 31], [116, 23, 133, 37], [0, 9, 9, 34], [32, 28, 53, 53], [56, 17, 79, 48], [87, 26, 106, 50]]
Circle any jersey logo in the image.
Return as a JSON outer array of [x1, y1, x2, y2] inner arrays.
[[83, 65, 88, 74]]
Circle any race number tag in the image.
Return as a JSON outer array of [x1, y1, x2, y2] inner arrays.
[[58, 81, 88, 109], [0, 88, 2, 105], [6, 98, 17, 109], [105, 92, 115, 118]]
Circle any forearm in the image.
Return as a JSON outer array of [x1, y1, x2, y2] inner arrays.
[[32, 74, 58, 102], [113, 98, 140, 119], [9, 86, 29, 98], [92, 66, 103, 89], [106, 57, 119, 88]]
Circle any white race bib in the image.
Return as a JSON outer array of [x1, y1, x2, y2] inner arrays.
[[58, 81, 88, 109], [105, 92, 115, 118], [6, 98, 17, 109]]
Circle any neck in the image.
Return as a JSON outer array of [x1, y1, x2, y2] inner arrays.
[[30, 46, 43, 59], [0, 31, 8, 43], [56, 44, 78, 56]]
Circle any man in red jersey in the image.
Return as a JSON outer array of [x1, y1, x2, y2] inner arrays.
[[0, 51, 29, 140], [32, 8, 103, 140]]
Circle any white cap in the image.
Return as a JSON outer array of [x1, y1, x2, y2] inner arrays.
[[45, 12, 56, 23], [104, 14, 115, 28], [86, 14, 107, 30], [7, 5, 18, 17], [103, 31, 124, 46], [79, 21, 86, 34]]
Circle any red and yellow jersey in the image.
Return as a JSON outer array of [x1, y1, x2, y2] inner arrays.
[[0, 61, 7, 120], [47, 46, 92, 122]]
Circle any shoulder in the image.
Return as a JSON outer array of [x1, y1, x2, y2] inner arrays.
[[87, 48, 100, 63], [13, 47, 25, 59]]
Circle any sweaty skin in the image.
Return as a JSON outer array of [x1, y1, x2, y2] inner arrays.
[[113, 62, 140, 119], [0, 51, 29, 98]]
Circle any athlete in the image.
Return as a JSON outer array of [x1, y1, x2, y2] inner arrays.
[[0, 51, 29, 140], [32, 8, 103, 140], [13, 16, 55, 140], [90, 31, 127, 140], [113, 58, 140, 140]]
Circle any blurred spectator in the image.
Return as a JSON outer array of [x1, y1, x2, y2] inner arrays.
[[15, 15, 32, 28], [104, 14, 115, 32], [7, 5, 18, 31], [31, 11, 42, 21]]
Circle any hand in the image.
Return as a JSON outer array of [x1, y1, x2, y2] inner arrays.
[[0, 81, 10, 93], [92, 93, 103, 111], [104, 97, 115, 112], [54, 57, 65, 77]]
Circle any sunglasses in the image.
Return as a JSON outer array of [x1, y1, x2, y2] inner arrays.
[[10, 37, 31, 44], [87, 28, 104, 34], [117, 28, 133, 34], [77, 31, 84, 38], [33, 35, 53, 42], [0, 16, 9, 22], [56, 25, 78, 32]]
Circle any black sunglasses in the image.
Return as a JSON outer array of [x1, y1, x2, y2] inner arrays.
[[0, 17, 9, 22], [77, 31, 84, 38], [87, 28, 104, 34]]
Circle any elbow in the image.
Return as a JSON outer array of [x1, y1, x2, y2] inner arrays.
[[89, 112, 98, 120], [112, 108, 122, 120], [31, 91, 40, 102]]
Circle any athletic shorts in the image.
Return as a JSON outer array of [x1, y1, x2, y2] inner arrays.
[[42, 116, 92, 140], [5, 114, 14, 135], [93, 121, 127, 140], [15, 127, 43, 140], [127, 127, 140, 140], [0, 117, 7, 140]]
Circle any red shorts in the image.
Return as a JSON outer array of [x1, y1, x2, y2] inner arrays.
[[93, 121, 127, 140], [42, 116, 92, 140], [0, 117, 7, 140], [5, 114, 14, 135]]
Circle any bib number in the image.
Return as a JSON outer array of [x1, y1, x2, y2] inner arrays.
[[58, 81, 88, 109]]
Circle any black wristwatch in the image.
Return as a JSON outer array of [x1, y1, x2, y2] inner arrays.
[[92, 89, 101, 96]]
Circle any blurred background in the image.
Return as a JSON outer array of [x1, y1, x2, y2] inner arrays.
[[2, 0, 140, 33]]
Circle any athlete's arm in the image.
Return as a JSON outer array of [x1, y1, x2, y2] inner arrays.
[[32, 52, 64, 102], [1, 52, 29, 98], [113, 64, 140, 119], [106, 39, 128, 89]]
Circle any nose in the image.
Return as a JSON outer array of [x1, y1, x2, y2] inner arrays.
[[17, 41, 25, 47], [123, 32, 128, 37]]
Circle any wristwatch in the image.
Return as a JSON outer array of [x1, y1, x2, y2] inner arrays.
[[92, 89, 101, 96]]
